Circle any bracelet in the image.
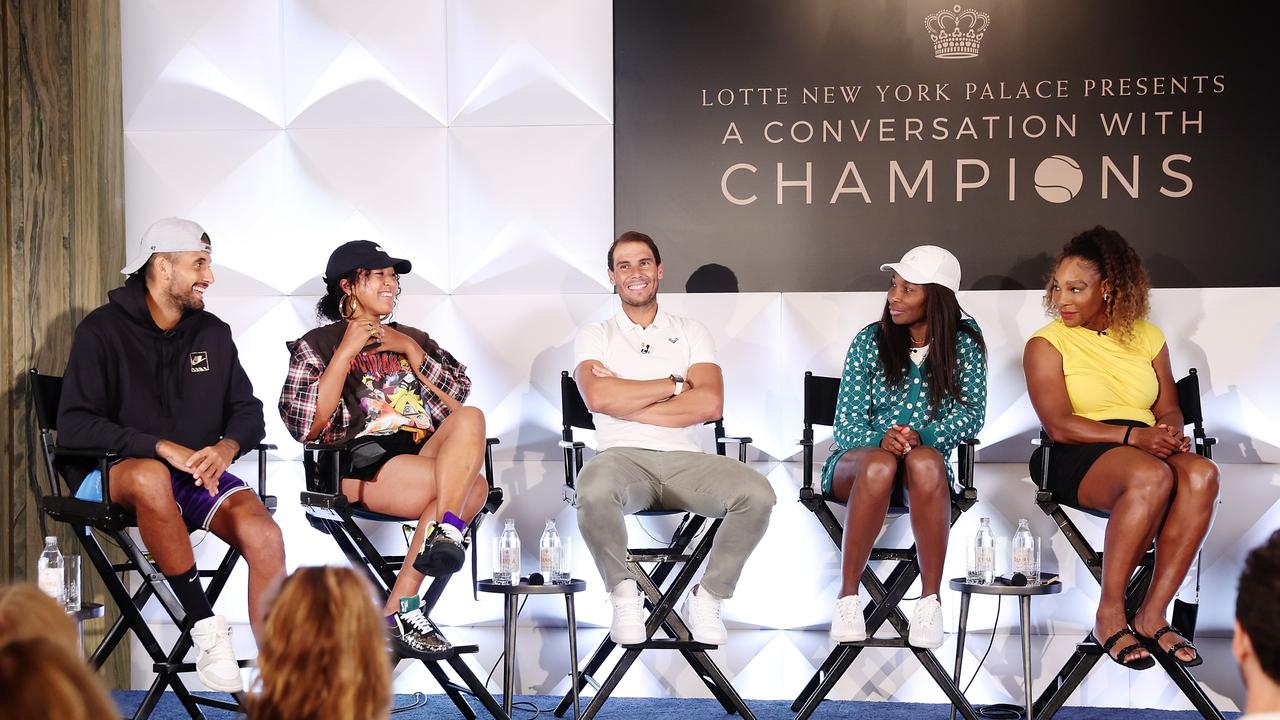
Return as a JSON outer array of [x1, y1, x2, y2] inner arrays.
[[1122, 426, 1134, 446]]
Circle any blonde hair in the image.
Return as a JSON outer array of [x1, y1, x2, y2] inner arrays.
[[249, 566, 391, 720], [0, 637, 119, 720], [0, 583, 79, 652]]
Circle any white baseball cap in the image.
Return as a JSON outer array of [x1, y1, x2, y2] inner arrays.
[[121, 217, 212, 275], [879, 245, 962, 292]]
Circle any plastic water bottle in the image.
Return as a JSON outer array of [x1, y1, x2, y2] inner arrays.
[[541, 520, 572, 584], [37, 536, 65, 604], [974, 518, 995, 585], [539, 520, 560, 581], [495, 520, 521, 586], [1012, 519, 1035, 580]]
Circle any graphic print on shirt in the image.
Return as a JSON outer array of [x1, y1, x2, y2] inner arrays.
[[350, 352, 432, 437]]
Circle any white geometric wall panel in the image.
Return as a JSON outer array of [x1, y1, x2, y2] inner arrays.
[[446, 0, 612, 126], [119, 1, 1273, 711], [283, 0, 448, 129], [448, 125, 613, 294]]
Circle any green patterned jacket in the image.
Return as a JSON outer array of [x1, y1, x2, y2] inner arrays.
[[820, 319, 987, 493]]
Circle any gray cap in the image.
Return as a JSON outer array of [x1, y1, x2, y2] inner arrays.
[[122, 217, 212, 275]]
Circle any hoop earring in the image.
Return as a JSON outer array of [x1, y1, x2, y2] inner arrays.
[[1103, 292, 1111, 303], [339, 294, 359, 320]]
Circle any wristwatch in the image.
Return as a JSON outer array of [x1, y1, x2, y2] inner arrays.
[[669, 374, 685, 396]]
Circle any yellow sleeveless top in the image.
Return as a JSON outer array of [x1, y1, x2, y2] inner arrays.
[[1031, 318, 1165, 425]]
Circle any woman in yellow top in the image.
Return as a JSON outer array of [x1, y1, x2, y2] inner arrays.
[[1024, 227, 1219, 670]]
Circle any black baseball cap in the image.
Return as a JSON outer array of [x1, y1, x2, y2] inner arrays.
[[324, 240, 412, 281]]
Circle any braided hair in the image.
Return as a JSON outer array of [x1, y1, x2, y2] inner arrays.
[[1044, 226, 1150, 343]]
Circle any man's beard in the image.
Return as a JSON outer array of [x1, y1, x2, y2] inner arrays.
[[168, 282, 204, 312]]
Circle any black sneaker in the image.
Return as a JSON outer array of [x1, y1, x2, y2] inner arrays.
[[412, 521, 468, 577], [389, 606, 452, 658]]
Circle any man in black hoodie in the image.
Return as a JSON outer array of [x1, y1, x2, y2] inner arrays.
[[57, 217, 284, 694]]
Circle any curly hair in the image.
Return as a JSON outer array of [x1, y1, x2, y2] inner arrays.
[[248, 567, 391, 720], [1044, 226, 1150, 343]]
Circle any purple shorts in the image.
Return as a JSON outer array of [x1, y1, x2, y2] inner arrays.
[[169, 469, 251, 531], [73, 463, 252, 531]]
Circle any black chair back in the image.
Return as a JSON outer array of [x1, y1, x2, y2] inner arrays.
[[30, 369, 62, 432], [803, 372, 841, 428], [561, 370, 595, 432], [1175, 367, 1203, 425], [802, 371, 909, 512], [28, 369, 65, 497]]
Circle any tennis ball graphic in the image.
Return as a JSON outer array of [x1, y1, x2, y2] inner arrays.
[[1034, 155, 1083, 203]]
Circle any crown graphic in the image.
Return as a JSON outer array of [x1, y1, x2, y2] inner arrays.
[[925, 4, 989, 59]]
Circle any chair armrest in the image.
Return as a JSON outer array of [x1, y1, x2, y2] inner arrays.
[[303, 442, 348, 453], [52, 447, 119, 504], [53, 447, 117, 459], [717, 435, 752, 463], [557, 440, 586, 450]]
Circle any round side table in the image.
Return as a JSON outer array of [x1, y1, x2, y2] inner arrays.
[[477, 578, 587, 720], [67, 602, 104, 656], [948, 577, 1062, 720]]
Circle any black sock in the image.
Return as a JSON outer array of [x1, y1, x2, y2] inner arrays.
[[165, 565, 215, 624]]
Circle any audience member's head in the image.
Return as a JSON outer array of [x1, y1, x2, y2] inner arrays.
[[0, 583, 79, 651], [0, 637, 119, 719], [1235, 529, 1280, 714], [250, 566, 391, 720]]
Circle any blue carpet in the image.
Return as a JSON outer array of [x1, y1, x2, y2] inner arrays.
[[113, 691, 1239, 719]]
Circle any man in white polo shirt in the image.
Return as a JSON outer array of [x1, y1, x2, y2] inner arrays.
[[573, 231, 775, 646]]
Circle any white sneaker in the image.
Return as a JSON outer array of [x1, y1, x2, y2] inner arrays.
[[830, 595, 867, 643], [909, 594, 944, 649], [190, 615, 243, 693], [682, 586, 728, 646], [609, 580, 646, 646]]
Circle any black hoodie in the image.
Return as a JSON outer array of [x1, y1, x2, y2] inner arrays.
[[57, 275, 265, 464]]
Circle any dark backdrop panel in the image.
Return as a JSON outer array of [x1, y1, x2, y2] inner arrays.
[[614, 0, 1275, 291]]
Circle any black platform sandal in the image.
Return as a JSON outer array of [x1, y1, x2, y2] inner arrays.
[[1143, 625, 1203, 668], [1091, 627, 1156, 670]]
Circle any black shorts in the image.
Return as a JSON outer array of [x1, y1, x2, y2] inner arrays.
[[321, 430, 426, 483], [1029, 419, 1147, 512]]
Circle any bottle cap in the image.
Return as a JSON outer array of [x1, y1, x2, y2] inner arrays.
[[45, 536, 56, 543]]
